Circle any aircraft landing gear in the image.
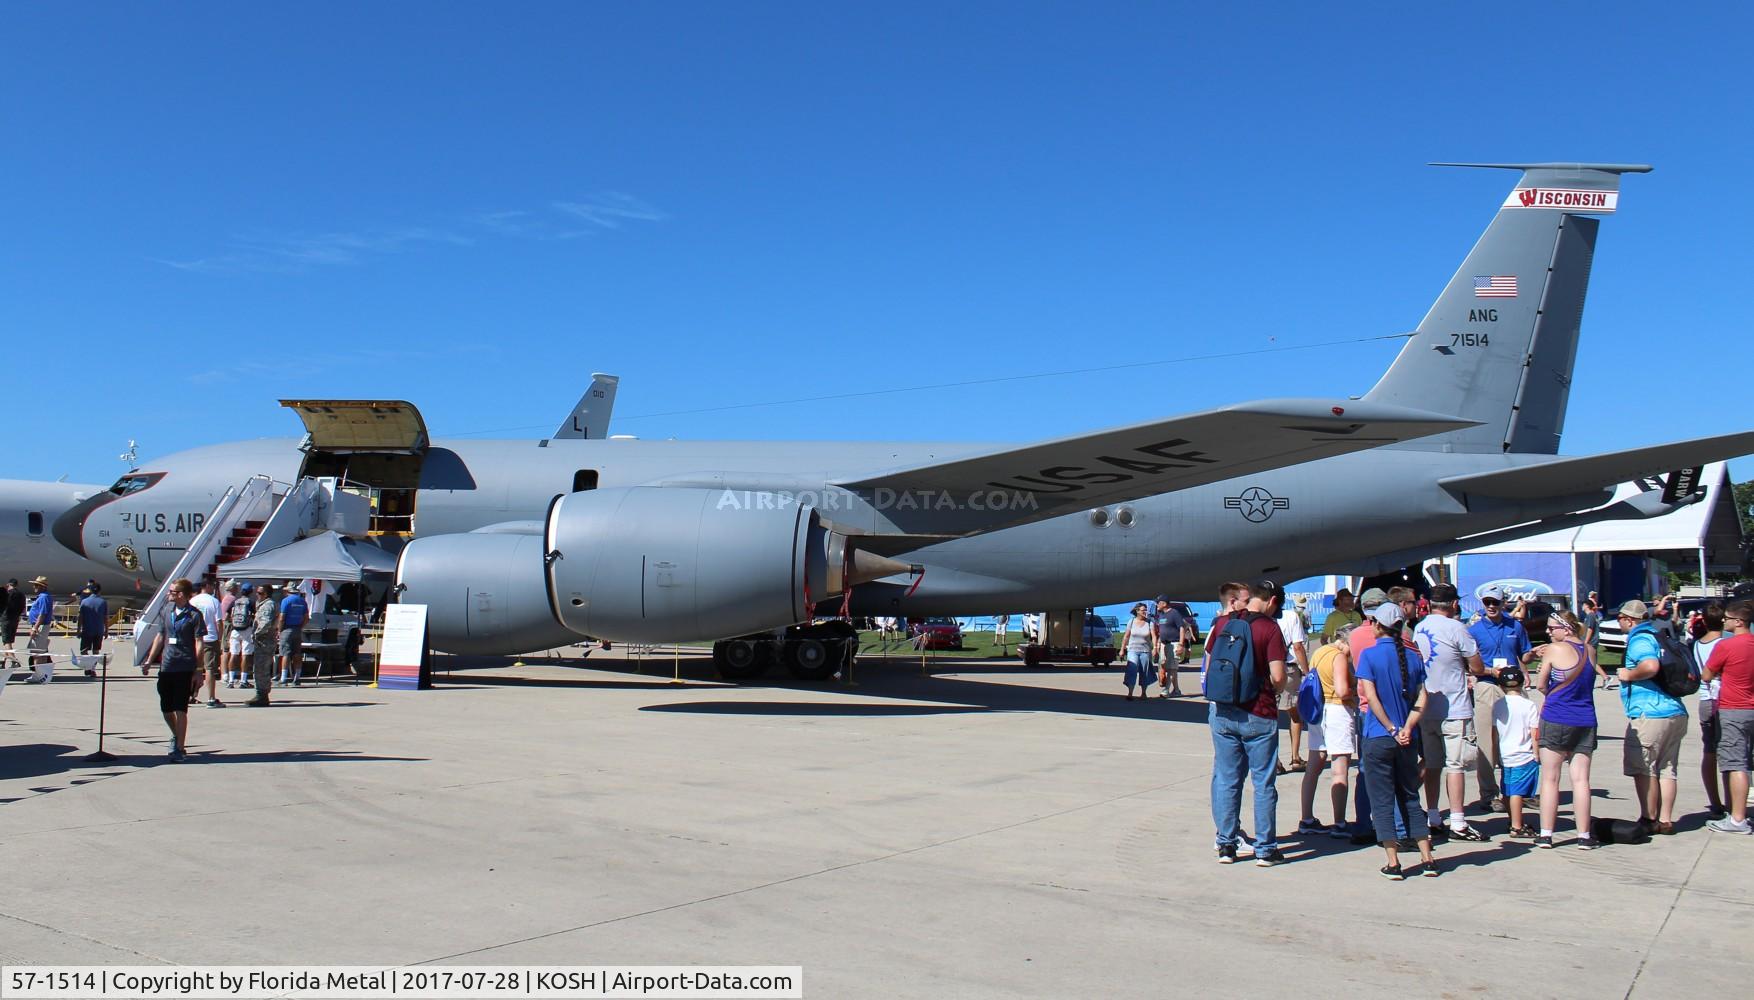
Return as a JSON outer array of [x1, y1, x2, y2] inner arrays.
[[712, 622, 859, 683], [712, 639, 769, 681]]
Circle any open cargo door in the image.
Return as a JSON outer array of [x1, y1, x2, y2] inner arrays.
[[280, 400, 430, 535]]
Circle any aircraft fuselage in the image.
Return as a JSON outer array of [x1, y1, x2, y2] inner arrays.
[[52, 436, 1601, 613]]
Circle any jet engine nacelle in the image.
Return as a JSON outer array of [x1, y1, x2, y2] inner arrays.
[[547, 487, 827, 643], [396, 487, 831, 654], [394, 532, 579, 656]]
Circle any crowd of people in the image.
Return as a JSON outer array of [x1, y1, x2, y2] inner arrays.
[[143, 577, 312, 761], [1, 574, 316, 763], [0, 576, 110, 684], [1182, 578, 1754, 877]]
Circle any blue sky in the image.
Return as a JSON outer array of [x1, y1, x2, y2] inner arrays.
[[4, 4, 1749, 487]]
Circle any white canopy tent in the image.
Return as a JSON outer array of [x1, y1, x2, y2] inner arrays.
[[1453, 462, 1745, 602], [217, 531, 398, 582]]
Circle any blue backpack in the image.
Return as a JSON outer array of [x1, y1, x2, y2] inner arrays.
[[1204, 614, 1261, 706], [1296, 665, 1324, 725]]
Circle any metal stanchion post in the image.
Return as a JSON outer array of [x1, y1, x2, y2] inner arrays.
[[85, 653, 117, 763], [671, 644, 683, 685]]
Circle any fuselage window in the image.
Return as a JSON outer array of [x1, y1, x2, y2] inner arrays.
[[27, 511, 44, 537], [573, 470, 599, 493]]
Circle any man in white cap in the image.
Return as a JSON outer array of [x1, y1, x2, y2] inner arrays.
[[1468, 585, 1536, 812]]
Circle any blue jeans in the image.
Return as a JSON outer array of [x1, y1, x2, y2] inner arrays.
[[1124, 651, 1154, 689], [1210, 702, 1279, 852], [1351, 717, 1407, 840], [1362, 736, 1425, 845]]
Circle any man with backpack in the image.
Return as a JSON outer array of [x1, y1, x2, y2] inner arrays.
[[1615, 600, 1689, 836], [225, 583, 258, 688], [1205, 578, 1288, 867]]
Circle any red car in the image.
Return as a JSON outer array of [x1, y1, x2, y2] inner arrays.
[[908, 617, 965, 650]]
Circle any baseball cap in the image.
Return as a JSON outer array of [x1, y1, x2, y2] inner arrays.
[[1498, 665, 1526, 687], [1618, 599, 1649, 620], [1480, 585, 1507, 603], [1359, 587, 1388, 609], [239, 582, 254, 593], [1371, 603, 1405, 629], [1250, 577, 1285, 603], [1154, 594, 1171, 605], [1428, 583, 1458, 603]]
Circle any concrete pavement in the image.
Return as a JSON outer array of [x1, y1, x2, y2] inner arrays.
[[2, 640, 1749, 997]]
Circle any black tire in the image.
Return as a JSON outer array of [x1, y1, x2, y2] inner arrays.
[[714, 639, 769, 681], [784, 638, 838, 681]]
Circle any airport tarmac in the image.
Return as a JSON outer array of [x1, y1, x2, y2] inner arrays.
[[3, 640, 1750, 998]]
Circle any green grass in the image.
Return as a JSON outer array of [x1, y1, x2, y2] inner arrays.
[[857, 629, 1206, 663]]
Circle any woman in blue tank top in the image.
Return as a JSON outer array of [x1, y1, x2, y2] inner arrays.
[[1533, 615, 1599, 849]]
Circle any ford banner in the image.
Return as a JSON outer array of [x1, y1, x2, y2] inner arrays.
[[1456, 553, 1572, 612]]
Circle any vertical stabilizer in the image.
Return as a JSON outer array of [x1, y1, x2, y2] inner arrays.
[[553, 373, 621, 440], [1365, 163, 1648, 454]]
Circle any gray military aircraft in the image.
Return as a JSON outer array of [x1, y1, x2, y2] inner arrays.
[[0, 478, 149, 597], [43, 164, 1754, 680], [1, 374, 622, 602]]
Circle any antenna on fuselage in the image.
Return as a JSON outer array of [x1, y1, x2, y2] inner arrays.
[[119, 440, 138, 466]]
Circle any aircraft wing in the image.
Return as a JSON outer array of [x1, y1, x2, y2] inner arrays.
[[1438, 430, 1754, 500], [834, 398, 1475, 533]]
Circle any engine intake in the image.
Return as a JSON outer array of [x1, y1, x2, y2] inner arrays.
[[547, 487, 826, 643], [394, 532, 579, 656]]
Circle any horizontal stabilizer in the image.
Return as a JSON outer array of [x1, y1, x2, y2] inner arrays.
[[1439, 431, 1754, 500], [837, 399, 1475, 532]]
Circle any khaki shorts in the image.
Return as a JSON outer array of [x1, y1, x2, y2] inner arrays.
[[200, 643, 221, 675], [1277, 665, 1305, 711], [1623, 715, 1688, 778], [1419, 710, 1477, 773]]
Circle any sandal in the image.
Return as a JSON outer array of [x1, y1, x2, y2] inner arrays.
[[1287, 758, 1307, 773]]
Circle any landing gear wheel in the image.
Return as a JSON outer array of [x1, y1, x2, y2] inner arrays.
[[714, 640, 769, 681], [784, 638, 838, 681]]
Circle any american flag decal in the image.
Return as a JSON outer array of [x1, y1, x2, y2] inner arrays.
[[1474, 275, 1517, 298]]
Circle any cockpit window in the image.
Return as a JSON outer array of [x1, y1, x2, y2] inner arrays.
[[109, 473, 163, 496]]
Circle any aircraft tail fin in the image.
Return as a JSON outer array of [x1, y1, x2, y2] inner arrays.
[[1365, 163, 1650, 455], [552, 373, 621, 440]]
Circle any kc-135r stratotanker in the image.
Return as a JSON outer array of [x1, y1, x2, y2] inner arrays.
[[45, 164, 1754, 679]]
